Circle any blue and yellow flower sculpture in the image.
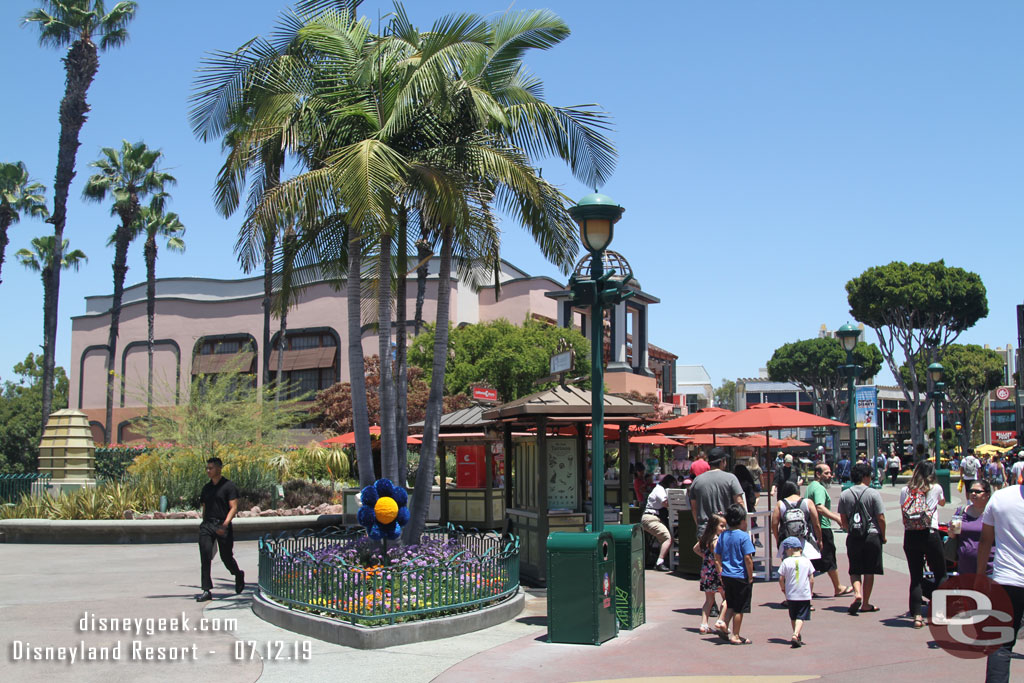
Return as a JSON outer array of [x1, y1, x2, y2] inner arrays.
[[357, 478, 410, 540]]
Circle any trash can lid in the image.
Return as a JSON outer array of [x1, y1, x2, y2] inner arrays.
[[602, 523, 640, 541], [547, 530, 613, 552]]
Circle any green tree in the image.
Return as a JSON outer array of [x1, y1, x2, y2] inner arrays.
[[900, 343, 1004, 451], [82, 140, 176, 442], [24, 0, 137, 431], [0, 353, 69, 473], [714, 379, 735, 410], [139, 359, 311, 459], [0, 161, 49, 286], [846, 260, 988, 448], [129, 201, 185, 425], [766, 336, 883, 418], [16, 237, 88, 369], [409, 319, 591, 402]]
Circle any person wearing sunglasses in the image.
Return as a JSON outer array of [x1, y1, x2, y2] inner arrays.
[[947, 479, 994, 576]]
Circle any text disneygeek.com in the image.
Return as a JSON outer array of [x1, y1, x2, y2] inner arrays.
[[8, 611, 312, 663]]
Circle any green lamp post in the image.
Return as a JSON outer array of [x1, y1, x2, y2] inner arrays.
[[568, 193, 630, 533], [837, 323, 870, 482], [929, 362, 946, 466]]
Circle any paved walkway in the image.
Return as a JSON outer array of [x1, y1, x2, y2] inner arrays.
[[0, 482, 1007, 682]]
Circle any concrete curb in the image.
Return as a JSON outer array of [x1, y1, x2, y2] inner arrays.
[[0, 514, 347, 544], [251, 589, 525, 650]]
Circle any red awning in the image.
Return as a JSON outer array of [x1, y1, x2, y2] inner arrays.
[[688, 404, 846, 433], [649, 407, 732, 435]]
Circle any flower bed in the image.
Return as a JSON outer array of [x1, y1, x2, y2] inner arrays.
[[258, 526, 519, 626]]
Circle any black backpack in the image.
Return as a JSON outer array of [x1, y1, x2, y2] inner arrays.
[[848, 488, 871, 540], [781, 498, 808, 543]]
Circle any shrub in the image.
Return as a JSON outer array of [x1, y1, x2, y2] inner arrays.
[[0, 480, 161, 520]]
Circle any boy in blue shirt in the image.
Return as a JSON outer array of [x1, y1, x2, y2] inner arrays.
[[714, 503, 756, 644]]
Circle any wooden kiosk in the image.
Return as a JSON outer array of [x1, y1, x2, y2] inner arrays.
[[481, 385, 654, 584]]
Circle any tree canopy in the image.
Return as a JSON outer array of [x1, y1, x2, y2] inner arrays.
[[0, 353, 69, 473], [900, 343, 1005, 449], [767, 336, 883, 418], [846, 260, 988, 447], [408, 318, 591, 403], [714, 379, 736, 410]]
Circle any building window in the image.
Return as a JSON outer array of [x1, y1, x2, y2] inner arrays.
[[192, 335, 257, 376], [268, 329, 338, 399]]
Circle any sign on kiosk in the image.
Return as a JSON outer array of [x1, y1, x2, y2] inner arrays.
[[470, 385, 498, 403]]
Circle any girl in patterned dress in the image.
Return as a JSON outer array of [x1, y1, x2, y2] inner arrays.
[[693, 513, 728, 634]]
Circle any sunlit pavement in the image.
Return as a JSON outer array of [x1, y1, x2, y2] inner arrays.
[[0, 484, 1008, 682]]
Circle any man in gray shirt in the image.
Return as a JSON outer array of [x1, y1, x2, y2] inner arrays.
[[688, 447, 745, 536], [837, 462, 887, 616]]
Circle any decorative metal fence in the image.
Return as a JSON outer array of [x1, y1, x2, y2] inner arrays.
[[258, 525, 520, 625], [0, 473, 51, 502]]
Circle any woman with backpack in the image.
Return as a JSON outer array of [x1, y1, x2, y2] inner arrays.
[[985, 454, 1007, 490], [900, 460, 947, 628], [771, 480, 823, 564]]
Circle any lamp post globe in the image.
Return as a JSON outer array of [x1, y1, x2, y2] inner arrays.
[[928, 363, 945, 466], [568, 192, 624, 254], [568, 193, 625, 533], [836, 323, 866, 479], [836, 322, 860, 353]]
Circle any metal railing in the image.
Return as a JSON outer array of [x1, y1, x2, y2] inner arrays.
[[0, 473, 51, 503], [258, 525, 519, 625]]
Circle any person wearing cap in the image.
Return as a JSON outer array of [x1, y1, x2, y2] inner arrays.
[[771, 453, 803, 500], [688, 447, 745, 537], [778, 536, 814, 647]]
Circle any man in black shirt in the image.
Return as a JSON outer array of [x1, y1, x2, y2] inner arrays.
[[196, 457, 244, 602]]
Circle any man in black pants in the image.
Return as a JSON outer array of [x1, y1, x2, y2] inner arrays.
[[196, 457, 244, 602]]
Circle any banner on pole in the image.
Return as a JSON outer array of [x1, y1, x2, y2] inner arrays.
[[855, 385, 878, 428]]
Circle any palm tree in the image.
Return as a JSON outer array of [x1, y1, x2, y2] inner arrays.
[[24, 0, 137, 430], [82, 140, 175, 443], [130, 201, 185, 425], [0, 162, 49, 286], [16, 237, 87, 350]]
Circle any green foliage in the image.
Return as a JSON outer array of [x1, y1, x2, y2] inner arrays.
[[408, 319, 591, 402], [94, 445, 146, 481], [0, 480, 159, 521], [0, 353, 69, 473], [714, 379, 736, 410], [847, 261, 988, 334], [767, 337, 883, 417], [137, 358, 313, 458]]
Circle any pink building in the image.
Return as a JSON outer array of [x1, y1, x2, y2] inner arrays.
[[70, 256, 675, 442]]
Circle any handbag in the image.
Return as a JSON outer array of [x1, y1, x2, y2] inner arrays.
[[942, 506, 963, 564]]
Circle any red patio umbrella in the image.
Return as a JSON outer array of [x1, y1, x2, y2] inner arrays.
[[649, 407, 731, 435], [629, 434, 682, 446], [322, 426, 421, 447], [778, 438, 810, 448], [676, 433, 752, 448]]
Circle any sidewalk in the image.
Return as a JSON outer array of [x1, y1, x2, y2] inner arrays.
[[0, 482, 1004, 683]]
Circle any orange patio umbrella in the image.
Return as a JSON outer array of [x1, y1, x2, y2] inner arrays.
[[629, 434, 682, 446], [322, 426, 422, 446]]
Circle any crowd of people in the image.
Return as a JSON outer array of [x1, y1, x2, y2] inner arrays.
[[636, 443, 1023, 680]]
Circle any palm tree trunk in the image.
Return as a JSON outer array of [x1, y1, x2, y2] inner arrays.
[[104, 225, 132, 443], [145, 231, 157, 433], [347, 224, 374, 487], [262, 227, 276, 391], [0, 211, 12, 286], [395, 208, 409, 486], [378, 229, 397, 481], [413, 227, 432, 336], [275, 228, 297, 404], [42, 37, 100, 429], [275, 310, 287, 403], [405, 224, 452, 544]]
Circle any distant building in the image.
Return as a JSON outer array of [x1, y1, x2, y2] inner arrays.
[[70, 255, 678, 442], [674, 365, 713, 415]]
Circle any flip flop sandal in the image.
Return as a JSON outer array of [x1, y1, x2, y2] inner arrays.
[[791, 636, 802, 648], [699, 625, 711, 634], [860, 605, 880, 613], [835, 587, 854, 597], [717, 627, 732, 642], [913, 618, 925, 629], [730, 637, 753, 645], [848, 598, 862, 615]]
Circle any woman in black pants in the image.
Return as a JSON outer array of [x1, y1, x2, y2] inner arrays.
[[899, 460, 947, 628]]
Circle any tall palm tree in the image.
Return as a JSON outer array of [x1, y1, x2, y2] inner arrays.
[[83, 140, 175, 442], [130, 201, 185, 425], [24, 0, 137, 429], [0, 162, 49, 286], [16, 237, 87, 345]]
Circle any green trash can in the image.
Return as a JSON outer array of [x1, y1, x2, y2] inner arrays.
[[676, 510, 700, 575], [546, 531, 618, 645], [604, 524, 645, 629], [936, 469, 952, 503]]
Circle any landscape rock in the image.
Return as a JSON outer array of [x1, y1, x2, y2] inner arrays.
[[259, 510, 279, 517], [137, 513, 153, 520], [154, 512, 166, 520], [250, 506, 261, 514], [168, 512, 187, 519], [123, 510, 134, 520], [184, 510, 200, 519], [325, 504, 344, 515]]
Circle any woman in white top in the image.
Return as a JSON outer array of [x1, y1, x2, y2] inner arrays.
[[771, 480, 822, 562], [899, 460, 947, 628]]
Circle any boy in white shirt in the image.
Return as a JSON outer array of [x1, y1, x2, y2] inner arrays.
[[778, 536, 814, 647]]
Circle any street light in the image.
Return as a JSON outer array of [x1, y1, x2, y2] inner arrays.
[[929, 362, 945, 467], [836, 323, 869, 482], [568, 193, 629, 534], [954, 421, 964, 457]]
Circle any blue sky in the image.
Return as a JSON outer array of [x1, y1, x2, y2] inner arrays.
[[1, 1, 1022, 390]]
